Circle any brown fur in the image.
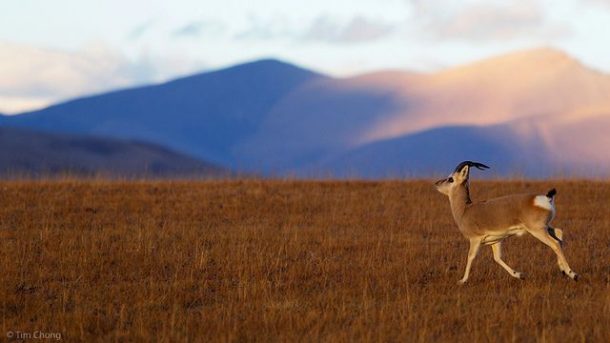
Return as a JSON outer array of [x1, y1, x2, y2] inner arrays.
[[460, 194, 549, 237]]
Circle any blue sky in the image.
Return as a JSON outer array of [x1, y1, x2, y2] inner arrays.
[[1, 0, 610, 113]]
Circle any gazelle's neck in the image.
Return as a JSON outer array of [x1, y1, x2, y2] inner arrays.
[[449, 182, 472, 222]]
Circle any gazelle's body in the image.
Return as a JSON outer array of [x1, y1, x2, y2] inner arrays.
[[435, 161, 578, 284], [454, 193, 552, 244]]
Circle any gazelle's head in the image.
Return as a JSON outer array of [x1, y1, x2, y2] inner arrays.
[[434, 161, 490, 196]]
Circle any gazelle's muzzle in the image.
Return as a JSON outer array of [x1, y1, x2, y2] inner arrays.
[[434, 178, 447, 186]]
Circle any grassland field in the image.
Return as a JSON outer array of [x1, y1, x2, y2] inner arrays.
[[0, 179, 609, 342]]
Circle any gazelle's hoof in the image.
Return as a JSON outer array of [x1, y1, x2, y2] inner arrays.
[[513, 272, 525, 280], [562, 270, 579, 281], [457, 279, 467, 285]]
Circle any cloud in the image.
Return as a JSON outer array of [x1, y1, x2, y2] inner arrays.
[[302, 16, 396, 43], [128, 19, 156, 41], [173, 22, 204, 37], [234, 15, 292, 40], [0, 96, 55, 115], [236, 15, 396, 44], [0, 42, 206, 114], [172, 20, 225, 38], [408, 0, 569, 42], [0, 43, 133, 100]]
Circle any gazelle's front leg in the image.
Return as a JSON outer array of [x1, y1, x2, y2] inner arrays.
[[458, 238, 481, 285], [491, 242, 524, 279]]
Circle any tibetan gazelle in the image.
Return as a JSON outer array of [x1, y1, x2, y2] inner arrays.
[[434, 161, 578, 284]]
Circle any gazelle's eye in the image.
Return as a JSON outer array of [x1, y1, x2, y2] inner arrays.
[[448, 177, 454, 183]]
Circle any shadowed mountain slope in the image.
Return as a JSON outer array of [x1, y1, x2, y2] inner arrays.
[[0, 127, 225, 178], [308, 125, 552, 178], [2, 59, 325, 167]]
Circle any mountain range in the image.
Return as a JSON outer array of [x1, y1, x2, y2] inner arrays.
[[0, 127, 225, 178], [1, 47, 609, 178]]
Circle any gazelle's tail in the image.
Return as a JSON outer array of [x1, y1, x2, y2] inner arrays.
[[548, 227, 564, 246]]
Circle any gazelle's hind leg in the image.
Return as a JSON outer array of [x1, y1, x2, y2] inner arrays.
[[458, 238, 481, 285], [491, 242, 524, 279], [528, 227, 578, 280]]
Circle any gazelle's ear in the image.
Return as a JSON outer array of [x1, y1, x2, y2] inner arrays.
[[457, 165, 469, 182]]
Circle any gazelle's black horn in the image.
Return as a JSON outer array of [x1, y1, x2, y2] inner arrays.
[[453, 161, 490, 173]]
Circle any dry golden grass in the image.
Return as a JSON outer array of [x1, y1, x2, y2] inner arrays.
[[0, 180, 609, 342]]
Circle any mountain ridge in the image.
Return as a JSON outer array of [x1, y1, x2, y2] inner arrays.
[[0, 126, 226, 178], [2, 58, 326, 167], [2, 48, 610, 177]]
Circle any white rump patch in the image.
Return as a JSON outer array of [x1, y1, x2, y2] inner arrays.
[[534, 195, 554, 211]]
